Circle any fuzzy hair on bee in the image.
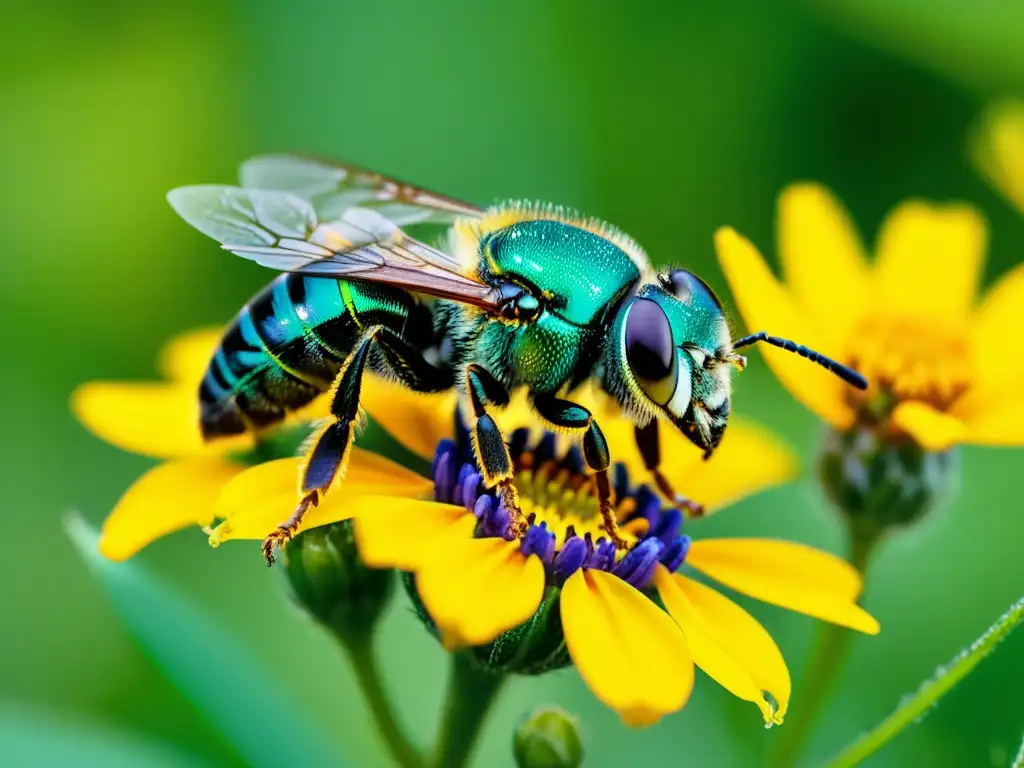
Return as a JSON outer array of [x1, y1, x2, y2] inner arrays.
[[450, 200, 655, 278]]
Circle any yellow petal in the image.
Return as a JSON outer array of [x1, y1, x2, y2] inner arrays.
[[687, 538, 879, 634], [157, 327, 224, 382], [963, 262, 1024, 412], [342, 447, 434, 493], [356, 502, 476, 570], [215, 458, 301, 517], [359, 373, 459, 460], [217, 451, 429, 512], [494, 389, 544, 436], [971, 100, 1024, 215], [891, 401, 966, 452], [561, 569, 694, 727], [662, 417, 797, 512], [960, 398, 1024, 447], [714, 227, 854, 430], [655, 568, 790, 725], [873, 201, 987, 323], [689, 538, 860, 599], [213, 491, 448, 544], [99, 457, 242, 561], [778, 183, 870, 346], [415, 537, 545, 647], [211, 451, 432, 543], [72, 381, 251, 459]]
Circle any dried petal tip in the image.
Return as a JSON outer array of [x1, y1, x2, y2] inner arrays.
[[513, 706, 584, 768], [282, 520, 393, 644]]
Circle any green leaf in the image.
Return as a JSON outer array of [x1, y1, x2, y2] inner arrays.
[[66, 515, 347, 768], [0, 705, 209, 768]]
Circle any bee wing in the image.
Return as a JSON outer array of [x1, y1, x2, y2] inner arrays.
[[238, 154, 483, 226], [167, 185, 500, 308]]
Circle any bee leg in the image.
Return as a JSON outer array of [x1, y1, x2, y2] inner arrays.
[[260, 491, 318, 565], [374, 328, 454, 393], [263, 331, 377, 566], [633, 420, 705, 518], [531, 394, 628, 550], [465, 365, 524, 535]]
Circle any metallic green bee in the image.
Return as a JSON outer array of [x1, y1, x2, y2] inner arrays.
[[168, 155, 866, 563]]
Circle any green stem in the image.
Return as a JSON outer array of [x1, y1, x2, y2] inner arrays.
[[433, 652, 507, 768], [344, 636, 426, 768], [768, 526, 879, 768], [1013, 732, 1024, 768], [825, 595, 1024, 768]]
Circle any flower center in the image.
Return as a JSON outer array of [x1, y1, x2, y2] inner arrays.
[[431, 426, 691, 590], [512, 438, 651, 544], [845, 314, 973, 414]]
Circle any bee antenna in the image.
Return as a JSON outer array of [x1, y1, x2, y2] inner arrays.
[[732, 331, 868, 390]]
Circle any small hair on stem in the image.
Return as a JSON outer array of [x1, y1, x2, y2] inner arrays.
[[732, 331, 868, 390]]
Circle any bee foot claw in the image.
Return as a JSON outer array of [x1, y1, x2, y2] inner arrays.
[[673, 495, 705, 517], [260, 492, 317, 566], [261, 527, 295, 566]]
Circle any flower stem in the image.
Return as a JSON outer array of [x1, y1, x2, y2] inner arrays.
[[433, 652, 506, 768], [1013, 732, 1024, 768], [768, 525, 879, 768], [825, 595, 1024, 768], [343, 635, 426, 768]]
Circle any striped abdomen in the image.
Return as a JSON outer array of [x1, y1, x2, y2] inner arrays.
[[199, 272, 417, 439]]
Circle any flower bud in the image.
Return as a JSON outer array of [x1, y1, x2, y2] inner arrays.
[[282, 520, 393, 644], [403, 576, 572, 675], [513, 706, 584, 768], [817, 425, 959, 537]]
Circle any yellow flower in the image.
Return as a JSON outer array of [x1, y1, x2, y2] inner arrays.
[[71, 328, 247, 560], [213, 384, 878, 728], [973, 99, 1024, 216], [715, 184, 1024, 452], [71, 327, 326, 560], [78, 328, 878, 727]]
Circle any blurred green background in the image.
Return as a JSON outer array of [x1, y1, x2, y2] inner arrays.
[[3, 0, 1024, 765]]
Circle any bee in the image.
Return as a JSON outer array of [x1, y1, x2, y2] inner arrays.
[[168, 155, 866, 564]]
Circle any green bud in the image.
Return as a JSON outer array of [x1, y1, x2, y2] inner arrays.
[[282, 520, 393, 644], [403, 574, 572, 675], [817, 425, 959, 538], [513, 707, 584, 768]]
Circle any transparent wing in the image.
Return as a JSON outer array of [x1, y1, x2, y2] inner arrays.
[[238, 154, 483, 226], [167, 185, 499, 308]]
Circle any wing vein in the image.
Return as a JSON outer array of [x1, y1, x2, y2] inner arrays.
[[167, 182, 499, 311]]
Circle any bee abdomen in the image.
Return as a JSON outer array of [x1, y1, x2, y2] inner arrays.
[[200, 274, 413, 440], [200, 274, 351, 438]]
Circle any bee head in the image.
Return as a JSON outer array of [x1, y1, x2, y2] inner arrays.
[[604, 270, 734, 458]]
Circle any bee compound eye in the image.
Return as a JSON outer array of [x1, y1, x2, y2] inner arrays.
[[666, 270, 694, 302], [625, 298, 678, 406], [666, 269, 723, 310]]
